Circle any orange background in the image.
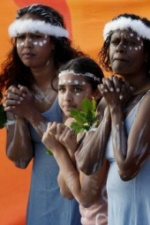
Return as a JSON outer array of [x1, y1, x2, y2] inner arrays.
[[0, 1, 150, 224]]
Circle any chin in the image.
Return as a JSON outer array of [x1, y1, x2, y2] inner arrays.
[[113, 67, 128, 75], [64, 111, 71, 118]]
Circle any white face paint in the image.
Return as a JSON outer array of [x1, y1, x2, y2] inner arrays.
[[130, 33, 134, 37], [114, 122, 126, 156], [16, 34, 48, 49], [128, 33, 144, 52], [37, 122, 47, 133], [33, 84, 56, 104], [137, 36, 141, 41], [59, 79, 86, 86]]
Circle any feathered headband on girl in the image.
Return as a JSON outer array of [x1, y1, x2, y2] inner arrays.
[[58, 70, 100, 82]]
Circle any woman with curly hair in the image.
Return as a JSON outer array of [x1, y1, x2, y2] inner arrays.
[[2, 4, 83, 225], [77, 13, 150, 225]]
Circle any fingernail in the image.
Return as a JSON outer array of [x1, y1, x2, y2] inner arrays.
[[110, 88, 114, 92]]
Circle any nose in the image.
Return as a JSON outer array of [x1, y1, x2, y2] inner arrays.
[[24, 37, 33, 48], [63, 90, 73, 102], [116, 41, 126, 53]]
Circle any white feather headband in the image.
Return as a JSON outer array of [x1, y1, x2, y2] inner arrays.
[[103, 17, 150, 41], [8, 19, 69, 38], [58, 70, 100, 82]]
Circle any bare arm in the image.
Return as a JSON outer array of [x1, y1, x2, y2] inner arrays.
[[42, 123, 109, 207], [100, 76, 150, 180], [75, 104, 111, 175], [57, 171, 74, 199], [3, 85, 49, 168], [5, 111, 33, 168]]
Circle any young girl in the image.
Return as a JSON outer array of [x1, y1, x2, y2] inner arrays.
[[42, 56, 109, 225]]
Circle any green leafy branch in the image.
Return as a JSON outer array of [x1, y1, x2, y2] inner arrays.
[[46, 99, 99, 156], [70, 98, 99, 134], [46, 149, 53, 155]]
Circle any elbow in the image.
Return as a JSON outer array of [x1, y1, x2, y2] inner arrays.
[[59, 189, 74, 200], [119, 168, 139, 181], [77, 162, 98, 176], [13, 161, 29, 169], [78, 193, 98, 208], [80, 201, 92, 208], [6, 147, 33, 169], [76, 156, 96, 175], [6, 152, 30, 169], [79, 197, 97, 208]]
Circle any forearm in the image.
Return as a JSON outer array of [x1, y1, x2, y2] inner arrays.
[[23, 108, 48, 138], [110, 106, 136, 179], [76, 107, 111, 175], [6, 113, 33, 168], [110, 106, 127, 162], [53, 146, 106, 208], [57, 171, 74, 200]]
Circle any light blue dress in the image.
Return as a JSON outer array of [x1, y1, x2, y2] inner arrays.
[[26, 100, 81, 225], [105, 94, 150, 225]]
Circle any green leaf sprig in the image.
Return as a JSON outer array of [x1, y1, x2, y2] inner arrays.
[[70, 98, 99, 134], [46, 149, 53, 155], [0, 104, 7, 129]]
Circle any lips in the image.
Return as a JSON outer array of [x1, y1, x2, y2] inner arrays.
[[63, 105, 75, 111], [22, 53, 35, 59], [113, 57, 128, 62], [113, 58, 128, 62]]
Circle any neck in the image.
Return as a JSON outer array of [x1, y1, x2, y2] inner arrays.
[[31, 60, 56, 87], [116, 71, 150, 95]]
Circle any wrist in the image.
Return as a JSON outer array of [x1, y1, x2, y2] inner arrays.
[[110, 105, 122, 114]]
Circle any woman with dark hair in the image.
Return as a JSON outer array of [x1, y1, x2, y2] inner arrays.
[[76, 13, 150, 225], [2, 4, 83, 225]]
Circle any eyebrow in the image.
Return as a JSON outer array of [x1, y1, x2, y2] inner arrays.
[[58, 84, 83, 88]]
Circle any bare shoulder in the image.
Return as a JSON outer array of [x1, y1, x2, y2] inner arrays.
[[134, 90, 150, 122], [138, 90, 150, 109]]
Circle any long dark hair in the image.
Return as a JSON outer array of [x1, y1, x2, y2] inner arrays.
[[0, 4, 83, 102]]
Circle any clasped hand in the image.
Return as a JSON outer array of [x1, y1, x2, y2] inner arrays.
[[3, 85, 35, 118], [98, 75, 134, 109], [42, 122, 78, 158]]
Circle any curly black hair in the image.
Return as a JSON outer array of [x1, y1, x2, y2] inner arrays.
[[99, 13, 150, 74], [0, 4, 83, 102]]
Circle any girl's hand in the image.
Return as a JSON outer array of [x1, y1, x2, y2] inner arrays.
[[42, 122, 62, 152], [57, 126, 78, 158], [43, 122, 78, 158], [52, 122, 78, 157]]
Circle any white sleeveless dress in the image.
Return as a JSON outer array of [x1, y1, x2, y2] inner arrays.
[[105, 92, 150, 225]]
